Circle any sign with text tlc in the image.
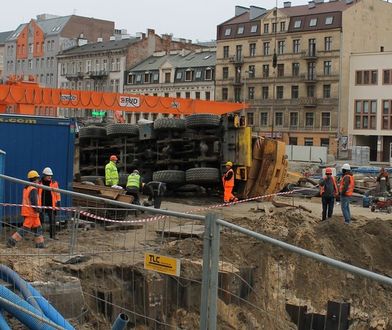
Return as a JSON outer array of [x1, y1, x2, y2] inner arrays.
[[144, 252, 180, 276]]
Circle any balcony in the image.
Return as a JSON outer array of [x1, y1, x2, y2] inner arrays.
[[232, 78, 243, 86], [89, 70, 109, 78], [300, 97, 317, 107], [302, 46, 317, 60], [65, 72, 84, 80], [303, 74, 317, 83], [229, 55, 244, 64]]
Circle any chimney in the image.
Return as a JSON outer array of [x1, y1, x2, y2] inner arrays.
[[97, 37, 103, 42], [235, 6, 249, 16], [249, 6, 266, 19], [308, 1, 316, 9], [283, 1, 291, 7], [147, 28, 155, 37]]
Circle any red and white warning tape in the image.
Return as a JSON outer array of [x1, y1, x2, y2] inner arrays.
[[0, 188, 306, 225]]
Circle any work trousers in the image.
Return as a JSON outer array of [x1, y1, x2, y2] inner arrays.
[[223, 185, 236, 203], [126, 187, 140, 205], [340, 195, 351, 224], [321, 196, 335, 221], [40, 209, 56, 239]]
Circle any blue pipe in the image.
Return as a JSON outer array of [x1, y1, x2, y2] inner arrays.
[[0, 265, 41, 312], [0, 310, 11, 330], [0, 265, 74, 330], [0, 285, 54, 330], [112, 313, 129, 330]]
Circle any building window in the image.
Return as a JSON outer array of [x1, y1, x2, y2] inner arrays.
[[251, 25, 258, 33], [144, 73, 151, 83], [28, 59, 32, 70], [294, 20, 302, 28], [291, 85, 299, 99], [293, 39, 300, 53], [356, 70, 378, 85], [116, 58, 120, 71], [262, 86, 269, 99], [308, 39, 316, 56], [165, 72, 171, 83], [320, 138, 330, 147], [383, 70, 392, 84], [153, 73, 159, 82], [289, 137, 298, 145], [235, 45, 242, 59], [205, 68, 212, 80], [195, 92, 200, 99], [382, 100, 392, 129], [309, 18, 318, 27], [280, 21, 286, 31], [272, 23, 277, 33], [195, 70, 202, 79], [176, 71, 182, 80], [276, 86, 284, 99], [185, 92, 190, 99], [248, 65, 255, 78], [292, 63, 300, 77], [249, 43, 256, 57], [223, 67, 229, 79], [248, 87, 255, 100], [224, 28, 231, 36], [223, 46, 229, 59], [205, 91, 211, 100], [263, 42, 270, 55], [185, 70, 194, 81], [275, 112, 283, 126], [355, 100, 377, 129], [278, 40, 285, 54], [176, 92, 181, 98], [263, 64, 269, 78], [324, 61, 332, 75], [324, 37, 332, 51], [277, 64, 284, 77], [237, 26, 244, 34], [307, 85, 315, 97], [323, 84, 331, 98], [321, 112, 331, 128], [234, 87, 241, 103], [222, 88, 228, 100], [305, 112, 314, 127], [28, 43, 33, 54], [264, 23, 269, 33], [325, 16, 334, 25], [247, 112, 254, 126], [260, 112, 268, 126], [290, 112, 298, 127], [304, 138, 313, 146]]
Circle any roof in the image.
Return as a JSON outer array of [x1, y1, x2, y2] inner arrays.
[[129, 51, 216, 72], [280, 0, 354, 16], [36, 15, 72, 36], [7, 24, 27, 41], [58, 38, 140, 56], [0, 31, 13, 44]]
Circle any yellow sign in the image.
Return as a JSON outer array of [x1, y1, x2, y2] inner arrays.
[[144, 253, 180, 277]]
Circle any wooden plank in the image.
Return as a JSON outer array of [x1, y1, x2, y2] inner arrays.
[[98, 189, 120, 200]]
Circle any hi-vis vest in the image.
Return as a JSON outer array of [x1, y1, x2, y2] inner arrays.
[[222, 168, 235, 187], [38, 180, 61, 207], [127, 173, 141, 189], [21, 186, 40, 218], [339, 174, 354, 196], [105, 161, 119, 186], [320, 176, 338, 196]]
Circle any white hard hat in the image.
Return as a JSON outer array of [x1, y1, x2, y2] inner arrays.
[[342, 163, 351, 171], [42, 167, 53, 176]]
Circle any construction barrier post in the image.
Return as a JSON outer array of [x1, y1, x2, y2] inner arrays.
[[69, 208, 80, 257]]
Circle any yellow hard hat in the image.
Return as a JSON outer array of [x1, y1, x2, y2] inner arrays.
[[27, 170, 39, 179], [225, 161, 233, 167]]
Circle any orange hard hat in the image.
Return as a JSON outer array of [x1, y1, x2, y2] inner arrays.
[[110, 155, 118, 161], [325, 167, 333, 175]]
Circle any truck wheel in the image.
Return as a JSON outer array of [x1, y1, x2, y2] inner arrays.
[[185, 114, 221, 129], [154, 118, 185, 131], [79, 126, 107, 139], [106, 124, 139, 137], [152, 170, 185, 184], [186, 167, 220, 184]]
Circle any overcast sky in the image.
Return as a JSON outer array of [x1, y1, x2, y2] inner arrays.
[[0, 0, 308, 41]]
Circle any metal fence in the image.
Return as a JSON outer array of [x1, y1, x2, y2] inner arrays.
[[0, 173, 392, 329]]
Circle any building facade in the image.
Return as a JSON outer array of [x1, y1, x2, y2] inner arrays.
[[124, 49, 215, 123], [216, 0, 392, 157], [0, 31, 13, 81], [348, 52, 392, 163]]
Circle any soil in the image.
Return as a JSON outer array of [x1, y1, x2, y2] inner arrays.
[[0, 196, 391, 329]]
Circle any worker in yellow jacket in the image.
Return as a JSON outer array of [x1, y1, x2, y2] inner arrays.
[[105, 155, 119, 186]]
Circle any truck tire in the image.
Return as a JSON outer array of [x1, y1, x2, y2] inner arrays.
[[152, 170, 185, 184], [185, 114, 221, 129], [79, 126, 107, 139], [154, 118, 185, 131], [186, 167, 220, 184], [106, 124, 139, 137]]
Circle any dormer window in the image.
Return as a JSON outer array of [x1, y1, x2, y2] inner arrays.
[[205, 68, 212, 80], [185, 69, 194, 81], [237, 26, 244, 34], [251, 25, 258, 33], [309, 18, 317, 27], [176, 72, 182, 79], [294, 20, 302, 28], [325, 16, 334, 25], [224, 28, 231, 36]]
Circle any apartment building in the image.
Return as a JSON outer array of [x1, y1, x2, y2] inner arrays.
[[348, 52, 392, 163], [3, 14, 114, 88], [0, 31, 13, 81], [124, 49, 215, 123], [216, 0, 392, 157]]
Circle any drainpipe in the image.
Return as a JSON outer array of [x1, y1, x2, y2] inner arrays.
[[337, 28, 344, 160]]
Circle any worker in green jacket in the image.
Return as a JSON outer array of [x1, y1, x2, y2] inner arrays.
[[105, 155, 119, 186], [126, 169, 143, 205]]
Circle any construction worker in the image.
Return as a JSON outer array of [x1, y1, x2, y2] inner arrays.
[[376, 167, 391, 193], [105, 155, 119, 187], [340, 163, 355, 224], [38, 167, 61, 239], [222, 161, 238, 203], [7, 170, 45, 248], [126, 170, 143, 205], [319, 167, 339, 221], [143, 181, 167, 209]]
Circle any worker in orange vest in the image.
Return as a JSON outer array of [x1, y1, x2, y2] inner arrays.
[[7, 170, 45, 248], [339, 163, 355, 224], [319, 167, 339, 221], [39, 167, 61, 239], [222, 161, 238, 203]]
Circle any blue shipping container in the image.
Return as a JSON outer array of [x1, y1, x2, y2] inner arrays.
[[0, 115, 75, 218], [0, 149, 5, 227]]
